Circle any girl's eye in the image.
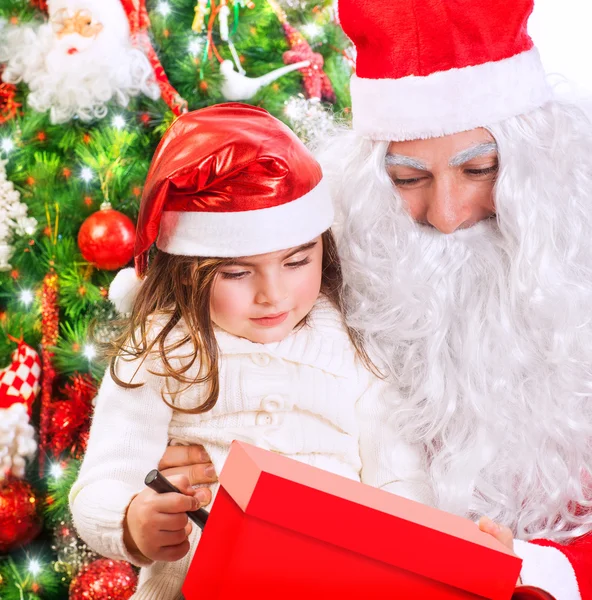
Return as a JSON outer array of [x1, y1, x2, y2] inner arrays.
[[464, 165, 499, 176], [285, 257, 311, 269], [221, 271, 249, 280]]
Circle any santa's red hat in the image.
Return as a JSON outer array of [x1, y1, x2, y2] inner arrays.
[[338, 0, 551, 141], [109, 103, 333, 313]]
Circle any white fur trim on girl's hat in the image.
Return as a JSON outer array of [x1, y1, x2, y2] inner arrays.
[[109, 267, 144, 314]]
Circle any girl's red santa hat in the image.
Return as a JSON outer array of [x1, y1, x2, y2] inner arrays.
[[109, 102, 333, 313], [337, 0, 551, 141]]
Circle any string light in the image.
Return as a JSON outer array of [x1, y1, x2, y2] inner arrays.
[[1, 138, 15, 153], [20, 289, 34, 305], [50, 463, 64, 479], [80, 167, 94, 182], [83, 344, 96, 360], [188, 37, 204, 55], [112, 115, 126, 130], [28, 559, 42, 575], [301, 23, 323, 40], [157, 2, 171, 16]]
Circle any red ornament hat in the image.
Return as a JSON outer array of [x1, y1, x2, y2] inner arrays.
[[337, 0, 551, 140], [134, 103, 333, 277]]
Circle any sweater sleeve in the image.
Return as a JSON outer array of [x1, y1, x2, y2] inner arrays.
[[513, 534, 592, 600], [69, 355, 173, 567], [356, 375, 433, 506]]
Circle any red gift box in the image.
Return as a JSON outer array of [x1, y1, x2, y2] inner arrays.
[[183, 441, 523, 600]]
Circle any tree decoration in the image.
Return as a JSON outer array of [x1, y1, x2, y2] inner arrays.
[[48, 373, 96, 459], [192, 0, 209, 32], [69, 559, 137, 600], [39, 271, 59, 475], [0, 66, 20, 125], [77, 202, 136, 271], [220, 58, 310, 100], [0, 0, 160, 123], [284, 94, 336, 144], [0, 477, 42, 553], [52, 517, 99, 579], [0, 160, 38, 271], [121, 0, 188, 115], [0, 339, 41, 479], [267, 0, 336, 102]]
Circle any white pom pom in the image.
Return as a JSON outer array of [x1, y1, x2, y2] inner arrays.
[[109, 267, 144, 315]]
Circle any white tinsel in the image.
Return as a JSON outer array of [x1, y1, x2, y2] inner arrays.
[[0, 403, 37, 480], [284, 95, 336, 145], [0, 159, 37, 271]]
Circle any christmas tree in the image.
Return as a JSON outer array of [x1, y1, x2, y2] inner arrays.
[[0, 0, 352, 597]]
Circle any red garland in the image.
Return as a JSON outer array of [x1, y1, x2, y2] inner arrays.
[[48, 373, 96, 459], [39, 272, 59, 475], [0, 66, 21, 125], [282, 22, 336, 103], [29, 0, 48, 10], [120, 0, 188, 116]]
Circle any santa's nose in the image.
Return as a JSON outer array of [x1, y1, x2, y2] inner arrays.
[[425, 180, 474, 234]]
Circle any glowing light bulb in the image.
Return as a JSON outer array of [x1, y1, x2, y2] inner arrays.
[[20, 290, 34, 305], [157, 2, 171, 16]]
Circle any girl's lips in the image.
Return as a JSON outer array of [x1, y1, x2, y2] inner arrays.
[[250, 312, 289, 327]]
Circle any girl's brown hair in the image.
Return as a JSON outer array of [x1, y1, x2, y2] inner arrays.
[[107, 229, 378, 414]]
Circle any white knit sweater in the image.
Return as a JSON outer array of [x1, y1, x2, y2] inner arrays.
[[69, 297, 430, 599]]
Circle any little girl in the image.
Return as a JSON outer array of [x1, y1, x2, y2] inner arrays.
[[69, 103, 429, 600]]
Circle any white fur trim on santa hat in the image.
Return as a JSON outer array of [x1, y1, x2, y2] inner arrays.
[[109, 267, 144, 315], [513, 539, 580, 600], [156, 177, 334, 257], [351, 48, 552, 141]]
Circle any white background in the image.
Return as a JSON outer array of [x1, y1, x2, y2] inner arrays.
[[529, 0, 592, 93]]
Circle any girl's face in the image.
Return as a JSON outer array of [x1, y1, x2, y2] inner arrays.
[[210, 236, 323, 343]]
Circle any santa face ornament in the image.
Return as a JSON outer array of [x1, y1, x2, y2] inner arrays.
[[0, 0, 160, 123]]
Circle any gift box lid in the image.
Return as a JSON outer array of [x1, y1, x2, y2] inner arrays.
[[218, 441, 522, 600]]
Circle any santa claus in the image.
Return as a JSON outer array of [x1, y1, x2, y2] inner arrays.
[[312, 0, 592, 598], [0, 0, 160, 123]]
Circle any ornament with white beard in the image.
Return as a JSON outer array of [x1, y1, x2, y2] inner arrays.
[[0, 0, 160, 123], [317, 100, 592, 542]]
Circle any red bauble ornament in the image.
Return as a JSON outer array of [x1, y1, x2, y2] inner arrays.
[[69, 559, 137, 600], [78, 202, 136, 271], [0, 477, 42, 552]]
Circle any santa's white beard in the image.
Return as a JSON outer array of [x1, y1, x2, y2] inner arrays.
[[0, 20, 160, 123], [316, 100, 592, 541]]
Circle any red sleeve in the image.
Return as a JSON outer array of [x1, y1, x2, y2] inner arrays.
[[530, 534, 592, 600]]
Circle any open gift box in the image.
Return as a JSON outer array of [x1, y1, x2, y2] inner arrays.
[[183, 441, 525, 599]]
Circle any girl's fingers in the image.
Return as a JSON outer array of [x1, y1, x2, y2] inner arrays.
[[156, 540, 191, 562], [158, 528, 191, 547], [478, 516, 514, 550], [160, 463, 218, 486], [154, 511, 189, 531], [158, 445, 211, 471], [152, 491, 199, 514]]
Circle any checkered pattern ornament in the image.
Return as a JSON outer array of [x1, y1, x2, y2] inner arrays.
[[0, 341, 40, 479]]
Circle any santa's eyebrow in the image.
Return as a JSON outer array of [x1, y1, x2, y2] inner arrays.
[[385, 154, 429, 171], [449, 142, 498, 167]]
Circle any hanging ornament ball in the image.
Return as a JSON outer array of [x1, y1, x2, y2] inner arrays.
[[0, 477, 42, 552], [69, 559, 137, 600], [77, 202, 136, 271]]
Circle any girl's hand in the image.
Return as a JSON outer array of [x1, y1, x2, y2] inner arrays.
[[158, 444, 217, 507], [478, 516, 522, 586], [123, 474, 200, 562]]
